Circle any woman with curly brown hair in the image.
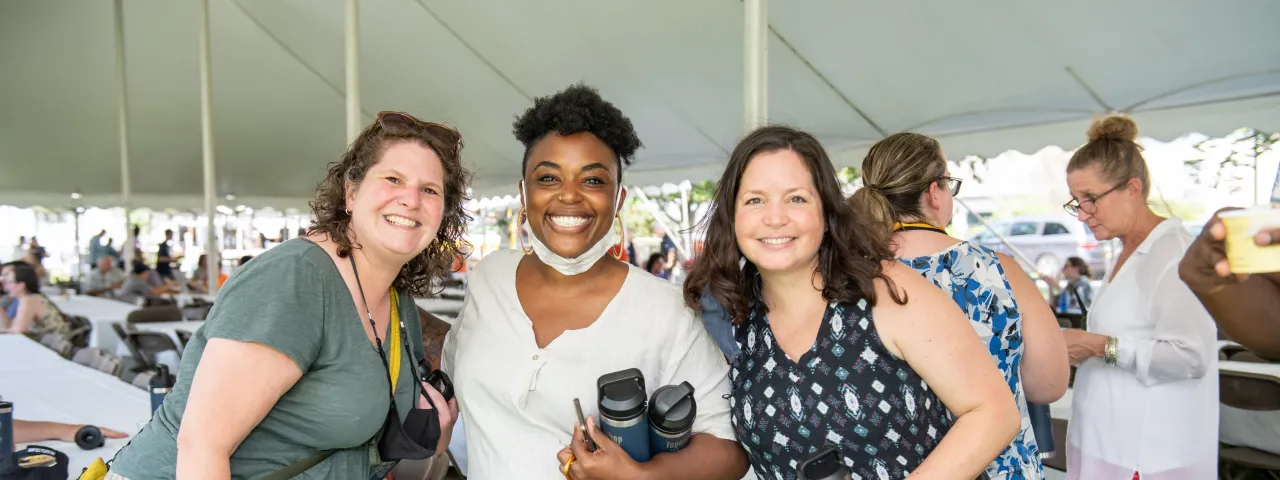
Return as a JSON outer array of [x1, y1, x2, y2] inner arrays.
[[684, 125, 1019, 480], [106, 112, 469, 479]]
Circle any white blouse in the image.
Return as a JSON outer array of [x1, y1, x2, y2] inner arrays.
[[441, 250, 737, 480], [1067, 218, 1219, 480]]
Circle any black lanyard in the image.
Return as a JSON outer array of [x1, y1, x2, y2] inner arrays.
[[893, 222, 948, 235]]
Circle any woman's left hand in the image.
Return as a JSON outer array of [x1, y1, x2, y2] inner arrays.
[[555, 416, 644, 480], [1062, 328, 1106, 366], [418, 380, 459, 454]]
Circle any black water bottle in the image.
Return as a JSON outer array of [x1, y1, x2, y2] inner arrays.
[[1027, 402, 1055, 459], [1, 401, 13, 462], [150, 365, 173, 414], [798, 445, 850, 480], [597, 368, 651, 462], [648, 382, 695, 455]]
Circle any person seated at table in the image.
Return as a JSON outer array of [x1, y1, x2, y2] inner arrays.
[[117, 262, 179, 305], [83, 255, 127, 297], [186, 255, 228, 294], [14, 420, 127, 444], [238, 255, 253, 267], [1179, 207, 1280, 360], [0, 262, 70, 337], [0, 261, 22, 311]]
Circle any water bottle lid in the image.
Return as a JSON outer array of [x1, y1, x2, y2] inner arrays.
[[150, 365, 174, 388], [798, 445, 847, 480], [597, 368, 646, 419], [648, 382, 696, 433], [0, 400, 11, 412]]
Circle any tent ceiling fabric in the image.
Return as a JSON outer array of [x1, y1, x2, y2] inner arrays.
[[1, 0, 1278, 209]]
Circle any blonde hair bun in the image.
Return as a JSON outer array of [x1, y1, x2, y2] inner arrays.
[[1087, 114, 1139, 143]]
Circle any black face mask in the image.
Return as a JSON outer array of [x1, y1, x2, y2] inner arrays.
[[350, 256, 441, 461]]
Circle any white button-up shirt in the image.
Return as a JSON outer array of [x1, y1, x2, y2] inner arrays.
[[442, 250, 737, 479], [1067, 218, 1219, 480]]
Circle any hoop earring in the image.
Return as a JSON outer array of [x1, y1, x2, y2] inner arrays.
[[611, 219, 625, 260], [517, 207, 533, 255]]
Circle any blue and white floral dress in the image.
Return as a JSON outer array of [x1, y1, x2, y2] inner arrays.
[[900, 242, 1042, 480]]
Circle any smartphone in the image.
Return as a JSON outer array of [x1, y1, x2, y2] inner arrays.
[[573, 398, 597, 452]]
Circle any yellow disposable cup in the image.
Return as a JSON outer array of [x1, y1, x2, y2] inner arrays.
[[1220, 206, 1280, 274]]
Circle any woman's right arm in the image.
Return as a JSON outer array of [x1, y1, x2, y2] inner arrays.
[[996, 253, 1069, 403], [176, 339, 304, 478], [875, 262, 1020, 480]]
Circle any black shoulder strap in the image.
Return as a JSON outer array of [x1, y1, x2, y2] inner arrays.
[[1066, 283, 1089, 317]]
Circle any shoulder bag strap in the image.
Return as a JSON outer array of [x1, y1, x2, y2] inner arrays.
[[260, 450, 338, 480]]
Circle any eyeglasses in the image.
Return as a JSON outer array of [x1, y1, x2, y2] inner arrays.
[[1063, 183, 1126, 216], [376, 111, 464, 155], [939, 176, 962, 196]]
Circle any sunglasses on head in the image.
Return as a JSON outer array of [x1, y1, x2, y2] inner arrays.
[[376, 111, 464, 155]]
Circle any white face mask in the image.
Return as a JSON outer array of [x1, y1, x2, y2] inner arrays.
[[521, 182, 624, 276]]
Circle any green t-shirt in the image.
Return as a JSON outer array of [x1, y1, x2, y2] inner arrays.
[[110, 238, 425, 479]]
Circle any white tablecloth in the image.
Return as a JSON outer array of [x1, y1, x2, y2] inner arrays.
[[50, 295, 138, 351], [0, 335, 151, 474]]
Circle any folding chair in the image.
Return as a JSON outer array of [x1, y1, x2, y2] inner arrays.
[[1219, 370, 1280, 479], [125, 331, 182, 370], [72, 347, 108, 367], [127, 305, 183, 324], [1041, 418, 1068, 472], [93, 354, 125, 378], [64, 314, 92, 348], [142, 296, 177, 307], [39, 333, 73, 358]]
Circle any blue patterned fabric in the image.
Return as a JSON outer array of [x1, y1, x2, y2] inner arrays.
[[729, 298, 955, 479], [900, 242, 1042, 480]]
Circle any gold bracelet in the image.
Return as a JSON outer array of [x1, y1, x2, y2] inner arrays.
[[1104, 336, 1118, 366]]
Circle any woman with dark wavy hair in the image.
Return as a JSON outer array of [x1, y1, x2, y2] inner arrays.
[[685, 125, 1018, 480], [107, 112, 468, 479]]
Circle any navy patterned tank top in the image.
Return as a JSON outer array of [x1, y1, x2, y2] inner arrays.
[[728, 297, 956, 480]]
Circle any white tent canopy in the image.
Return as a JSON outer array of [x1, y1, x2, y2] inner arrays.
[[2, 0, 1278, 210]]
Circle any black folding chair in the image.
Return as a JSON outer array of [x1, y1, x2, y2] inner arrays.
[[127, 305, 183, 324], [1219, 370, 1280, 479]]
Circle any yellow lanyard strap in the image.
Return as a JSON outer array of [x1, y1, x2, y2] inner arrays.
[[387, 290, 401, 392]]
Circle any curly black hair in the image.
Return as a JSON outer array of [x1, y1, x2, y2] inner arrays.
[[512, 83, 643, 180], [309, 114, 473, 297]]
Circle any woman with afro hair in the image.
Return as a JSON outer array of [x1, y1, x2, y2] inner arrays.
[[442, 84, 748, 479]]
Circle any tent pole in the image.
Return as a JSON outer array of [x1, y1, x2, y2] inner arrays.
[[199, 0, 219, 294], [743, 0, 768, 131], [113, 0, 133, 267], [345, 0, 361, 142]]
